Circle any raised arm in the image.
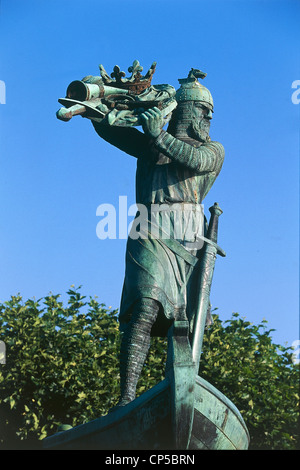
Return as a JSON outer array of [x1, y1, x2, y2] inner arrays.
[[92, 120, 152, 159]]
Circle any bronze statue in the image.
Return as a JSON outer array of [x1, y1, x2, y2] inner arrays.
[[45, 62, 251, 451], [88, 66, 225, 408]]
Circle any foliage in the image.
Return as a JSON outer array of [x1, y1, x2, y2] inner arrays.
[[0, 287, 166, 449], [0, 289, 298, 450], [199, 313, 299, 450], [0, 288, 119, 448]]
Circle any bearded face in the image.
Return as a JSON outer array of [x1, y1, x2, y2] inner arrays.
[[168, 100, 213, 142], [191, 102, 212, 142]]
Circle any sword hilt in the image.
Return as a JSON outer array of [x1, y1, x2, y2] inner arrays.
[[207, 202, 223, 245]]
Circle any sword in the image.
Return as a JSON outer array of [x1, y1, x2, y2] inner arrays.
[[191, 202, 225, 372]]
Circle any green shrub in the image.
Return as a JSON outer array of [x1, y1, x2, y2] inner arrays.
[[0, 289, 298, 450], [200, 313, 299, 450]]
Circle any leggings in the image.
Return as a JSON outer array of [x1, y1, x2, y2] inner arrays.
[[118, 297, 160, 404]]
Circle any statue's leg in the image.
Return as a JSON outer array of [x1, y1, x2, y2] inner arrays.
[[117, 298, 160, 407]]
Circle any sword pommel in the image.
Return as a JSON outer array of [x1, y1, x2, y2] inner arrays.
[[207, 202, 223, 244], [209, 202, 223, 217]]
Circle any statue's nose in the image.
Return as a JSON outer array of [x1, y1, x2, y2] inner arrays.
[[207, 110, 213, 120]]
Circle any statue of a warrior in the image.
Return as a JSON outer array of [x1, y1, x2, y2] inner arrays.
[[90, 67, 225, 408]]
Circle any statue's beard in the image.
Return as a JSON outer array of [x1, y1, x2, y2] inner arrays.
[[191, 117, 211, 142]]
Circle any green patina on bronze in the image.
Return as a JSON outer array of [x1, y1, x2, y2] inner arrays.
[[48, 61, 250, 450]]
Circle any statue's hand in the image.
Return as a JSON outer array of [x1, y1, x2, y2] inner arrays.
[[140, 107, 164, 138]]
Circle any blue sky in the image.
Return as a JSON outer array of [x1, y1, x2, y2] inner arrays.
[[0, 0, 299, 350]]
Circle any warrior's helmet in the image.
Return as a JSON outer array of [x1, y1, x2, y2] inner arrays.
[[168, 68, 213, 140], [176, 68, 214, 111]]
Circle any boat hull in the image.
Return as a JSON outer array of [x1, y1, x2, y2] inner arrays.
[[43, 376, 249, 450], [189, 376, 249, 450]]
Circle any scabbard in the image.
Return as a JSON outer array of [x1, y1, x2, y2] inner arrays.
[[191, 203, 224, 371]]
